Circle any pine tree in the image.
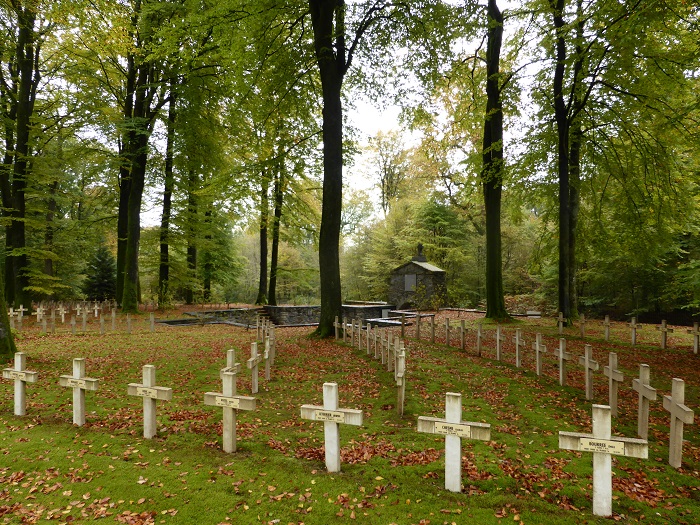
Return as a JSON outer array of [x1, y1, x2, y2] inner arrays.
[[82, 245, 117, 301]]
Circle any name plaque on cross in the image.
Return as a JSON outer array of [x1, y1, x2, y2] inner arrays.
[[315, 410, 345, 423], [435, 422, 472, 438], [579, 438, 626, 455]]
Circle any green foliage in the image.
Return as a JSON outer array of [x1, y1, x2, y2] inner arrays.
[[82, 244, 117, 301]]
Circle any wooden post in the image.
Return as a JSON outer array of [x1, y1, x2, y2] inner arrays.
[[603, 352, 624, 417], [417, 392, 491, 493], [663, 378, 695, 468], [559, 404, 648, 517], [632, 364, 656, 440], [127, 365, 173, 439], [59, 358, 99, 426], [2, 352, 38, 416], [300, 382, 363, 473], [578, 345, 599, 401]]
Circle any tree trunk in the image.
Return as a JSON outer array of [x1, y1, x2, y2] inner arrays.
[[255, 173, 269, 305], [43, 180, 58, 288], [0, 267, 17, 361], [482, 0, 508, 320], [159, 89, 176, 306], [268, 164, 285, 306], [203, 208, 212, 302], [550, 0, 571, 322], [310, 0, 345, 337], [121, 142, 147, 312], [184, 169, 198, 305]]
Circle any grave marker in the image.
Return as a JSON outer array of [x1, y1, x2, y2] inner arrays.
[[35, 305, 45, 323], [629, 317, 639, 346], [416, 314, 421, 340], [417, 392, 491, 493], [2, 352, 38, 416], [476, 322, 483, 357], [70, 315, 76, 335], [603, 352, 624, 417], [401, 314, 406, 339], [460, 320, 466, 351], [334, 316, 340, 340], [445, 318, 450, 347], [632, 364, 656, 440], [578, 344, 599, 400], [220, 348, 241, 377], [687, 322, 699, 355], [554, 338, 572, 387], [366, 322, 372, 355], [81, 310, 88, 332], [204, 369, 256, 452], [656, 320, 673, 350], [558, 312, 564, 335], [300, 382, 363, 472], [264, 336, 271, 381], [663, 378, 695, 468], [603, 315, 611, 342], [430, 315, 435, 344], [58, 305, 66, 323], [559, 404, 648, 517], [495, 325, 504, 361], [127, 364, 173, 439], [513, 329, 524, 368], [396, 349, 406, 415], [8, 309, 15, 330], [532, 333, 547, 376], [17, 304, 27, 320], [59, 358, 99, 426], [247, 342, 262, 394]]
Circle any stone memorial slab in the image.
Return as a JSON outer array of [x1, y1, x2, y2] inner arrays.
[[300, 382, 363, 473], [632, 364, 656, 440], [417, 392, 491, 493], [59, 358, 99, 426], [663, 378, 695, 468], [2, 352, 38, 416], [559, 404, 648, 517], [603, 352, 624, 417], [127, 364, 173, 439]]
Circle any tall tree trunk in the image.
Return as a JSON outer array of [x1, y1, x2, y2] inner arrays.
[[159, 89, 176, 306], [482, 0, 507, 320], [310, 0, 345, 337], [184, 169, 198, 305], [43, 180, 58, 287], [550, 0, 571, 322], [255, 173, 269, 305], [0, 266, 17, 361], [203, 208, 212, 302], [268, 164, 285, 306]]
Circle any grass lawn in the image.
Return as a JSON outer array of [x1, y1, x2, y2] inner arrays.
[[1, 310, 698, 524]]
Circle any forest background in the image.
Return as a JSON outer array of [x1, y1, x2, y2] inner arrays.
[[1, 0, 699, 333]]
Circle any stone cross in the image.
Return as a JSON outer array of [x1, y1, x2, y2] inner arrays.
[[554, 338, 572, 386], [495, 325, 504, 361], [58, 305, 66, 323], [2, 352, 38, 416], [513, 329, 524, 368], [603, 352, 624, 417], [81, 310, 88, 332], [342, 316, 348, 343], [111, 309, 116, 331], [59, 358, 99, 426], [7, 308, 15, 330], [460, 320, 466, 351], [430, 315, 435, 344], [300, 382, 363, 473], [247, 342, 262, 394], [603, 315, 611, 342], [580, 313, 586, 338], [373, 327, 380, 360], [395, 349, 406, 416], [334, 316, 340, 340], [35, 306, 45, 323], [416, 314, 421, 340], [127, 364, 173, 439], [687, 322, 699, 355], [578, 344, 599, 400], [532, 333, 547, 376], [444, 319, 451, 347], [401, 314, 406, 339], [99, 315, 105, 335], [220, 348, 241, 377], [663, 378, 695, 468], [558, 312, 564, 335], [476, 322, 483, 357], [559, 404, 648, 517], [17, 304, 27, 320], [204, 369, 256, 453], [629, 317, 639, 346], [656, 320, 673, 350], [93, 302, 100, 318], [264, 336, 271, 381], [70, 315, 76, 335], [417, 392, 491, 493], [366, 322, 372, 355], [632, 364, 657, 440], [350, 319, 357, 348]]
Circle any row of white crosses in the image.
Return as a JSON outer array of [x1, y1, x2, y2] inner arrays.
[[335, 316, 407, 415], [7, 306, 156, 335]]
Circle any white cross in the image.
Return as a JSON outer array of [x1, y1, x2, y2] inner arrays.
[[495, 325, 504, 361], [656, 320, 673, 350], [554, 338, 572, 386], [17, 304, 27, 319], [629, 317, 640, 346], [204, 368, 256, 453], [417, 392, 491, 493], [264, 336, 271, 381], [513, 329, 525, 368], [603, 352, 624, 417], [632, 364, 656, 440], [559, 404, 648, 517], [476, 322, 483, 357], [334, 316, 340, 340], [2, 352, 38, 416], [663, 378, 695, 468], [58, 305, 66, 323], [366, 322, 372, 355], [300, 382, 363, 473], [35, 306, 44, 323], [59, 358, 99, 426], [247, 342, 262, 394], [687, 322, 699, 355], [127, 365, 173, 439], [395, 349, 406, 416], [603, 315, 611, 342], [578, 344, 599, 400], [532, 333, 547, 376], [558, 312, 564, 335]]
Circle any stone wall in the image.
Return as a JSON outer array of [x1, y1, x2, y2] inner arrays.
[[264, 304, 394, 326]]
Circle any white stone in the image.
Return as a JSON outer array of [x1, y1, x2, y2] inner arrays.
[[59, 358, 99, 426], [127, 365, 173, 439], [632, 364, 656, 440], [663, 378, 695, 468], [2, 352, 38, 416]]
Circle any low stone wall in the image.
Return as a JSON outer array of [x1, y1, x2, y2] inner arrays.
[[264, 304, 395, 326]]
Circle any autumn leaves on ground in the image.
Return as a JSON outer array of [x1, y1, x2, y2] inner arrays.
[[1, 310, 698, 525]]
